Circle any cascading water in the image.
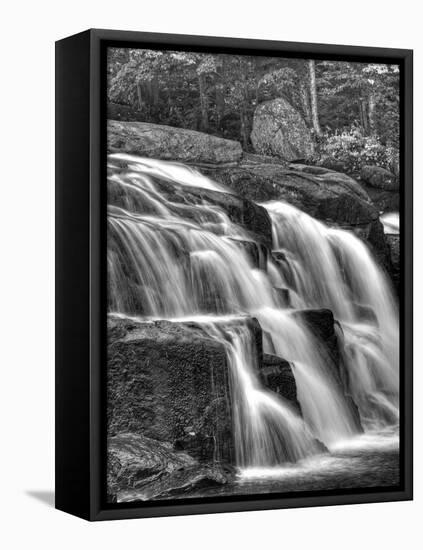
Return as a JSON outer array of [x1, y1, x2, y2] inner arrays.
[[198, 320, 322, 466], [107, 153, 399, 470], [265, 202, 399, 430]]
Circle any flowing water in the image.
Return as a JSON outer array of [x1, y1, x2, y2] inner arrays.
[[381, 212, 400, 235], [107, 153, 399, 488]]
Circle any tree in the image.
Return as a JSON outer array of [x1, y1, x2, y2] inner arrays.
[[308, 60, 322, 136]]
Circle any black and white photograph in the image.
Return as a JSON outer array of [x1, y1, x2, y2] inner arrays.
[[1, 0, 421, 541], [105, 46, 402, 504]]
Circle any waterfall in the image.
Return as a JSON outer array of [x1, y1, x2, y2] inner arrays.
[[198, 320, 322, 466], [265, 202, 399, 430], [107, 153, 399, 467]]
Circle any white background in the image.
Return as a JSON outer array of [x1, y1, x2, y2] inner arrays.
[[0, 0, 420, 548]]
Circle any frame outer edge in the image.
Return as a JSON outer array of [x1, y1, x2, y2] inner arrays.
[[79, 29, 413, 521]]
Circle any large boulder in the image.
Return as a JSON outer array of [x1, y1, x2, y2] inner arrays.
[[108, 120, 243, 165], [361, 184, 400, 214], [108, 433, 231, 502], [107, 432, 196, 496], [120, 464, 229, 502], [107, 316, 234, 463], [203, 162, 377, 227], [250, 98, 314, 162], [361, 165, 399, 191]]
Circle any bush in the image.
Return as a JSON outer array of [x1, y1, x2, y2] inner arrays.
[[314, 127, 399, 175]]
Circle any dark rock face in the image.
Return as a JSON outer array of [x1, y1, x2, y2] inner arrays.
[[386, 235, 400, 290], [292, 309, 339, 359], [250, 98, 314, 161], [291, 309, 363, 431], [360, 183, 399, 214], [203, 163, 377, 227], [107, 316, 234, 463], [227, 238, 268, 270], [108, 433, 232, 502], [319, 157, 349, 174], [353, 303, 378, 325], [361, 165, 399, 191], [259, 354, 301, 414], [107, 432, 196, 495], [360, 218, 393, 275], [272, 287, 292, 307], [121, 464, 229, 501], [108, 120, 243, 165], [107, 103, 143, 122]]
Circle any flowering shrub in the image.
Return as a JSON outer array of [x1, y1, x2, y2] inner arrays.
[[315, 127, 399, 175]]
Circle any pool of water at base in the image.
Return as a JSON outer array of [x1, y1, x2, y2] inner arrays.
[[160, 429, 400, 500]]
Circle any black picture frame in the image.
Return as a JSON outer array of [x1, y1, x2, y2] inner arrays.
[[55, 28, 413, 521]]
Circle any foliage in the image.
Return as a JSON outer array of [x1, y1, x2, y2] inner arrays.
[[315, 127, 400, 174], [107, 48, 400, 170]]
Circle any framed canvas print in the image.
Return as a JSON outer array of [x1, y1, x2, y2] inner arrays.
[[55, 29, 413, 521]]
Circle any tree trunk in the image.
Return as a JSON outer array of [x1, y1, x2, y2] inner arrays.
[[198, 73, 209, 131], [300, 82, 312, 126], [151, 77, 159, 106], [308, 60, 322, 136], [360, 100, 369, 134], [368, 93, 376, 134], [215, 82, 225, 129], [136, 82, 143, 111], [240, 109, 249, 149], [215, 60, 225, 129]]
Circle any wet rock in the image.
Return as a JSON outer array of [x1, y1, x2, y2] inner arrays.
[[107, 316, 234, 463], [118, 464, 230, 502], [108, 167, 273, 249], [270, 251, 297, 288], [272, 250, 288, 262], [354, 218, 393, 277], [107, 432, 196, 497], [386, 235, 400, 291], [353, 303, 378, 325], [241, 317, 263, 365], [293, 308, 337, 345], [262, 330, 276, 354], [108, 120, 243, 165], [292, 308, 363, 432], [227, 238, 268, 270], [361, 184, 399, 214], [289, 163, 335, 176], [259, 354, 301, 414], [361, 165, 399, 191], [108, 432, 232, 502], [272, 287, 291, 307], [203, 162, 378, 228], [250, 98, 314, 161]]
